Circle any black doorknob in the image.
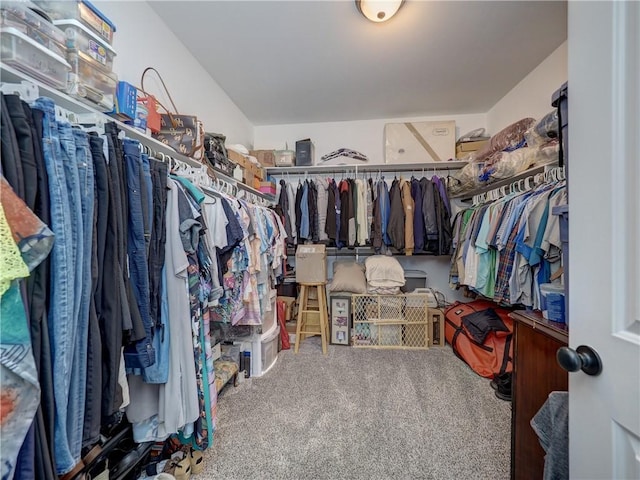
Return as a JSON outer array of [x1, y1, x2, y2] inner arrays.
[[557, 345, 603, 376]]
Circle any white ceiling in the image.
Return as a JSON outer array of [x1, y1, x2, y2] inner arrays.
[[150, 1, 567, 126]]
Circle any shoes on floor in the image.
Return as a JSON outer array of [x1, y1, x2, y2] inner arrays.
[[489, 372, 511, 391], [492, 372, 512, 401], [188, 448, 204, 475]]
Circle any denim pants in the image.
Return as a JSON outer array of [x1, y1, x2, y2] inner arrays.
[[58, 123, 89, 469], [72, 129, 97, 449], [140, 153, 153, 257], [122, 139, 156, 372], [33, 97, 78, 475]]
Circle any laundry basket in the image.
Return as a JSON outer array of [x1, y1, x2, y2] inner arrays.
[[351, 294, 429, 349]]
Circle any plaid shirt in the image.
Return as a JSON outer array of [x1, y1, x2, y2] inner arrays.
[[493, 221, 520, 304]]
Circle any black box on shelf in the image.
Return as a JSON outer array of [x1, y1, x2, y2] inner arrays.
[[295, 138, 314, 166]]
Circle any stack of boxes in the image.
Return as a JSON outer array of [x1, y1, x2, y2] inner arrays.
[[0, 1, 71, 90], [227, 149, 266, 190], [34, 0, 118, 112]]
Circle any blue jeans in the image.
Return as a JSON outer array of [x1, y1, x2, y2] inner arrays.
[[140, 153, 153, 257], [122, 139, 155, 373], [72, 129, 94, 447], [58, 122, 87, 470], [33, 97, 77, 475]]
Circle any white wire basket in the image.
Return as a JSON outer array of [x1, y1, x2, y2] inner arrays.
[[351, 294, 430, 349]]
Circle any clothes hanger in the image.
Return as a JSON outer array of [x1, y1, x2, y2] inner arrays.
[[0, 80, 39, 103]]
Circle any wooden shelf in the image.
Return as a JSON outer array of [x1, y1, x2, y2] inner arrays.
[[266, 161, 467, 176], [0, 65, 276, 203]]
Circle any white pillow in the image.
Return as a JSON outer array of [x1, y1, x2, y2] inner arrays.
[[365, 255, 405, 288], [329, 262, 367, 294]]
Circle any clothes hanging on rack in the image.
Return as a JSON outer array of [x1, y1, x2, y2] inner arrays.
[[387, 178, 404, 250], [0, 92, 287, 477], [275, 174, 453, 256], [450, 178, 566, 309]]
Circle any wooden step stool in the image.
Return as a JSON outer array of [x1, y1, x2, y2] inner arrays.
[[294, 283, 330, 354]]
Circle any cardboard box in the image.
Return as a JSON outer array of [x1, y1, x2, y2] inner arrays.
[[228, 149, 249, 168], [259, 181, 277, 196], [456, 139, 489, 154], [295, 139, 314, 166], [384, 120, 456, 163], [275, 150, 295, 167], [295, 244, 327, 284], [250, 149, 276, 168]]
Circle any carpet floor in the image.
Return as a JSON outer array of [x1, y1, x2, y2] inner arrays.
[[199, 337, 511, 479]]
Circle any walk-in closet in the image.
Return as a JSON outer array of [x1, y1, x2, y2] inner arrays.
[[1, 1, 638, 479]]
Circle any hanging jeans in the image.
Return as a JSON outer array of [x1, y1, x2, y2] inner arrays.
[[140, 153, 153, 257], [122, 139, 156, 373], [32, 97, 82, 475], [58, 123, 89, 472]]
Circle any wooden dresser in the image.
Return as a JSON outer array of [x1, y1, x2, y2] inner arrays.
[[510, 311, 569, 480]]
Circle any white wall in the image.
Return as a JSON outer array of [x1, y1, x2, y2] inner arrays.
[[487, 41, 567, 134], [254, 113, 487, 165], [92, 0, 253, 146]]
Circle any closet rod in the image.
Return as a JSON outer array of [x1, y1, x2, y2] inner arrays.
[[266, 161, 467, 176]]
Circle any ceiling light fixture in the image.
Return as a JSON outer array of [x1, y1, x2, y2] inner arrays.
[[356, 0, 404, 23]]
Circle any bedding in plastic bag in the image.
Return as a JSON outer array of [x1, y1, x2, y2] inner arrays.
[[480, 140, 559, 181], [470, 117, 536, 163]]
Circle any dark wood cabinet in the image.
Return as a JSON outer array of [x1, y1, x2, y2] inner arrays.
[[510, 311, 568, 480]]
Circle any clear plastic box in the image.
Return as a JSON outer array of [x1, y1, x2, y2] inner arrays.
[[32, 0, 115, 45], [1, 27, 70, 90], [66, 49, 117, 111], [0, 2, 66, 58], [54, 19, 115, 71]]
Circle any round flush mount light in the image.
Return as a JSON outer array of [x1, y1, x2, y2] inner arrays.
[[356, 0, 405, 23]]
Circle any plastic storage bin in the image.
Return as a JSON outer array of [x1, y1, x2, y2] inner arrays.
[[540, 283, 566, 324], [54, 19, 116, 71], [33, 0, 116, 45], [0, 1, 67, 58], [259, 289, 278, 335], [260, 325, 279, 376], [403, 269, 428, 293], [1, 27, 70, 89], [66, 49, 117, 111]]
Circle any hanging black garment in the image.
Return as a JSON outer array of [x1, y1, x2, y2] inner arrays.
[[411, 178, 425, 251], [295, 183, 303, 244], [421, 177, 439, 253], [386, 179, 405, 250], [348, 178, 357, 246], [435, 179, 454, 255], [307, 180, 319, 243], [325, 179, 337, 242], [278, 180, 293, 244], [339, 180, 350, 246]]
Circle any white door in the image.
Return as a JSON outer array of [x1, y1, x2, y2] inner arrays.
[[569, 1, 640, 478]]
